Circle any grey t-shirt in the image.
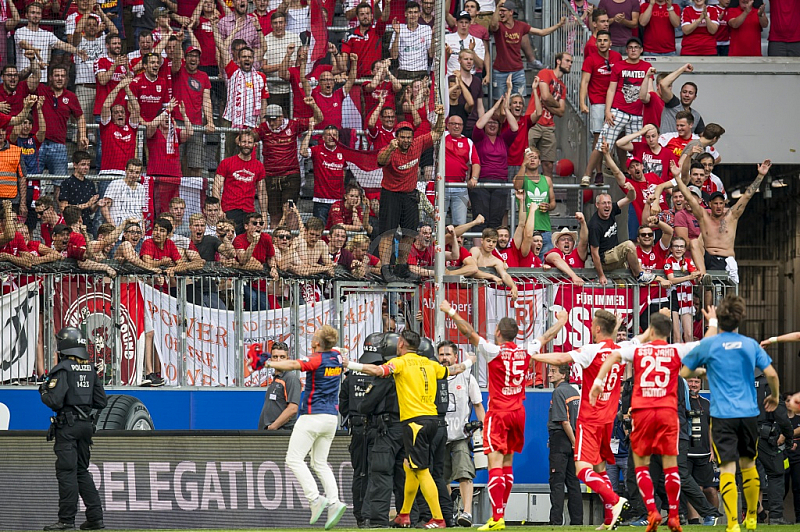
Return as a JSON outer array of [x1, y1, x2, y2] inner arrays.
[[660, 95, 705, 135], [547, 381, 580, 432], [258, 370, 301, 429]]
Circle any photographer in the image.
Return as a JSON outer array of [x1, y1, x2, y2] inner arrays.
[[685, 377, 719, 523], [755, 370, 793, 525], [438, 340, 486, 527]]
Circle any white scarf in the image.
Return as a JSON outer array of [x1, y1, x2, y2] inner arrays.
[[224, 66, 263, 128]]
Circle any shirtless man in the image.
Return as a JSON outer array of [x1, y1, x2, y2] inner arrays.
[[470, 227, 519, 301], [545, 213, 589, 286], [88, 217, 140, 259], [675, 147, 770, 285], [289, 216, 335, 277]]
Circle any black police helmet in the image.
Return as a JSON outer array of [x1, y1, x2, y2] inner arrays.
[[418, 337, 435, 361], [56, 327, 90, 360], [381, 332, 401, 362], [360, 332, 385, 364]]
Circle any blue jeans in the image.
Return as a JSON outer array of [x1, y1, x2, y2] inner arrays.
[[243, 285, 269, 311], [313, 201, 332, 226], [539, 230, 554, 258], [444, 186, 469, 226], [41, 140, 68, 185], [607, 455, 628, 494], [628, 203, 640, 241], [644, 51, 677, 57], [492, 69, 526, 99]]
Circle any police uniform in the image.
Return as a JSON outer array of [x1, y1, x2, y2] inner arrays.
[[755, 373, 793, 524], [39, 328, 108, 531], [340, 365, 374, 527], [547, 379, 582, 525]]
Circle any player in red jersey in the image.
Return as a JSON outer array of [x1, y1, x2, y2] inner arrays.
[[531, 310, 636, 530], [590, 311, 715, 532], [441, 299, 568, 531]]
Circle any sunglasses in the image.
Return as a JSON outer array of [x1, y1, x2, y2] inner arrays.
[[639, 233, 654, 237], [275, 234, 291, 240], [250, 221, 265, 226]]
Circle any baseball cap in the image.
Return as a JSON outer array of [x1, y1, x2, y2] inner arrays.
[[626, 37, 643, 48], [625, 156, 643, 169], [502, 0, 517, 12], [264, 104, 284, 119], [708, 191, 725, 202], [154, 6, 170, 18], [456, 10, 471, 21], [396, 121, 414, 132], [687, 185, 702, 197], [185, 46, 201, 56]]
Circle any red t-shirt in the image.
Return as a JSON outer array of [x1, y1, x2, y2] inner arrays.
[[61, 231, 87, 260], [621, 340, 693, 412], [610, 59, 652, 116], [233, 232, 275, 292], [140, 238, 182, 263], [100, 119, 138, 173], [642, 91, 665, 128], [380, 134, 434, 193], [93, 55, 130, 116], [288, 67, 314, 120], [0, 232, 27, 255], [769, 0, 800, 43], [680, 5, 722, 56], [0, 83, 34, 134], [546, 247, 585, 268], [309, 144, 346, 201], [664, 255, 697, 310], [173, 65, 211, 125], [325, 201, 364, 230], [493, 239, 520, 268], [341, 23, 387, 78], [255, 118, 309, 176], [504, 115, 535, 167], [444, 133, 479, 183], [408, 243, 433, 267], [570, 339, 626, 425], [631, 141, 671, 180], [492, 20, 532, 72], [194, 17, 219, 67], [364, 80, 396, 122], [367, 124, 396, 151], [146, 127, 183, 179], [621, 172, 666, 221], [583, 35, 598, 57], [216, 155, 267, 212], [640, 2, 680, 53], [129, 73, 170, 122], [41, 216, 65, 247], [716, 8, 730, 43], [727, 8, 762, 56], [637, 241, 668, 271], [535, 68, 566, 128], [445, 245, 471, 268], [312, 87, 346, 132], [38, 87, 83, 144], [581, 50, 623, 105]]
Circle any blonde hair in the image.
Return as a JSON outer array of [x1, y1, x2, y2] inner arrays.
[[347, 234, 370, 251], [316, 325, 339, 350]]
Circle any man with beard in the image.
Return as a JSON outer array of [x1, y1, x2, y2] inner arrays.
[[0, 62, 39, 139], [531, 52, 571, 178], [213, 130, 268, 234], [98, 77, 140, 178], [288, 217, 335, 277], [101, 158, 149, 227], [545, 214, 589, 286], [188, 213, 234, 309], [218, 0, 266, 69], [301, 122, 346, 226], [174, 44, 215, 182], [233, 212, 277, 310]]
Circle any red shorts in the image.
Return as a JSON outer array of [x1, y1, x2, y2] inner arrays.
[[484, 409, 525, 455], [630, 408, 679, 457], [574, 421, 616, 465]]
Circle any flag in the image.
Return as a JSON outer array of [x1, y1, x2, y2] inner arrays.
[[308, 0, 328, 64], [340, 144, 383, 189]]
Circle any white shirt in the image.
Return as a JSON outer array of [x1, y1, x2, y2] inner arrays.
[[15, 27, 59, 82], [445, 372, 483, 442], [390, 24, 432, 72], [286, 6, 310, 35], [75, 37, 106, 85], [263, 31, 301, 94], [104, 179, 149, 226], [444, 31, 484, 74]]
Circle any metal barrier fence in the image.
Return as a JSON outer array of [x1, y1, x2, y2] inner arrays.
[[0, 265, 736, 388]]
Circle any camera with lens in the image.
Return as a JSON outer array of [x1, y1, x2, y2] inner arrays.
[[464, 420, 483, 436], [687, 409, 703, 446]]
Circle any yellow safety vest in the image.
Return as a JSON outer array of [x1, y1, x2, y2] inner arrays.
[[0, 144, 22, 199]]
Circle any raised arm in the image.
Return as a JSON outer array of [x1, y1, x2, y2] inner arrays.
[[639, 67, 655, 104], [601, 141, 627, 188], [617, 124, 654, 153], [439, 299, 481, 347], [729, 160, 770, 220], [658, 63, 693, 102]]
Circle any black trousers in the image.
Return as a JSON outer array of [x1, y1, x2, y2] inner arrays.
[[548, 430, 583, 525], [54, 419, 103, 524], [417, 423, 455, 524], [468, 187, 508, 232], [756, 441, 785, 520], [678, 439, 721, 518], [349, 424, 371, 523], [365, 423, 406, 526], [785, 459, 800, 522]]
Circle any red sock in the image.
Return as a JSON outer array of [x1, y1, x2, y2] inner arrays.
[[664, 466, 681, 519], [635, 466, 658, 514], [502, 466, 514, 508], [488, 467, 506, 520], [579, 467, 620, 507]]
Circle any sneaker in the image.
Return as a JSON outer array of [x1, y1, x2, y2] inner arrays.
[[726, 525, 741, 532], [689, 519, 701, 525], [666, 516, 682, 532], [423, 519, 447, 529], [310, 495, 329, 525], [596, 525, 609, 530], [637, 271, 656, 284], [394, 513, 411, 528], [43, 523, 75, 531], [628, 517, 649, 527], [581, 175, 592, 187], [325, 501, 347, 530], [477, 517, 505, 531], [609, 497, 629, 530], [702, 516, 719, 526], [457, 512, 473, 527], [701, 274, 713, 287], [744, 516, 757, 531], [770, 518, 791, 525], [646, 511, 661, 532], [79, 521, 104, 530], [139, 374, 152, 387], [594, 172, 605, 186]]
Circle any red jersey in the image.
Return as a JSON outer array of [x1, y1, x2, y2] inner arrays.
[[140, 238, 181, 263], [642, 91, 665, 128], [99, 119, 138, 173], [287, 67, 314, 119], [215, 155, 266, 212], [233, 233, 275, 292], [341, 23, 387, 78], [312, 87, 346, 132], [640, 2, 680, 54], [255, 118, 309, 176], [444, 133, 479, 183], [445, 245, 471, 268], [680, 5, 722, 56], [622, 173, 666, 222], [0, 83, 34, 134], [194, 17, 219, 66], [146, 127, 183, 179], [716, 8, 730, 43], [41, 216, 65, 247], [173, 65, 211, 125], [570, 339, 626, 424], [631, 141, 671, 179], [504, 114, 535, 166], [727, 8, 762, 56], [637, 240, 669, 303], [380, 134, 434, 193], [546, 247, 585, 268], [59, 231, 87, 260], [364, 80, 396, 121], [493, 239, 520, 268], [93, 55, 130, 115], [535, 69, 566, 128], [326, 201, 364, 230], [581, 50, 623, 105], [610, 59, 652, 116], [583, 35, 598, 57], [0, 232, 27, 255], [478, 337, 537, 411], [367, 123, 396, 151], [129, 73, 170, 122], [618, 339, 697, 411], [408, 243, 433, 268], [309, 144, 346, 201], [38, 87, 83, 144]]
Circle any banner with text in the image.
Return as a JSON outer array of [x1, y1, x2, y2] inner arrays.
[[0, 284, 39, 382]]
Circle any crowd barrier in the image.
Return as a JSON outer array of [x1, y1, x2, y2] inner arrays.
[[0, 264, 736, 387]]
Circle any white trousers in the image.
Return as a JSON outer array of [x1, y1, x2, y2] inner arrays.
[[285, 413, 340, 504]]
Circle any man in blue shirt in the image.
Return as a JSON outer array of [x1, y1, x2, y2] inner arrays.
[[681, 296, 781, 532]]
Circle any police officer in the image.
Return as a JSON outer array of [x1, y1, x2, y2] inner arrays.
[[39, 327, 107, 531], [547, 364, 582, 526], [755, 370, 793, 525], [340, 332, 382, 527], [258, 342, 301, 430], [359, 333, 405, 528]]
